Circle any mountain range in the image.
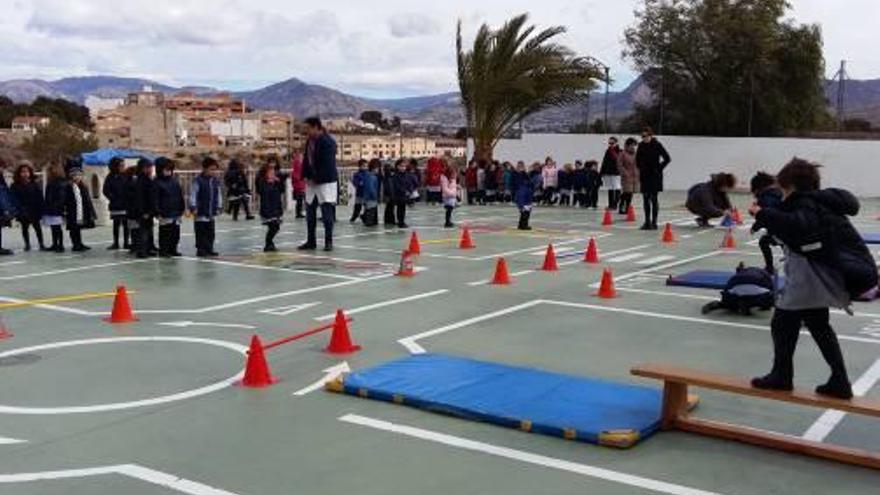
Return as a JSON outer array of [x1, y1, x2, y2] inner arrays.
[[2, 74, 880, 130]]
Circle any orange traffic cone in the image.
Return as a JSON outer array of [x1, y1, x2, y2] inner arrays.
[[408, 231, 421, 255], [541, 244, 559, 272], [596, 269, 618, 299], [0, 315, 12, 340], [602, 209, 614, 227], [459, 226, 476, 249], [662, 223, 676, 243], [721, 228, 737, 249], [104, 285, 138, 324], [326, 310, 362, 354], [396, 250, 415, 278], [491, 258, 512, 285], [732, 207, 744, 225], [584, 238, 600, 264], [241, 335, 275, 388], [626, 204, 637, 223]]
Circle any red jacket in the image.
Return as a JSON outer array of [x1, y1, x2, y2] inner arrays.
[[465, 167, 478, 189], [425, 157, 444, 188], [290, 156, 306, 194]]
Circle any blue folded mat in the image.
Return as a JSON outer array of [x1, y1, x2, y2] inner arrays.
[[666, 270, 736, 290], [863, 233, 880, 245], [327, 353, 665, 448]]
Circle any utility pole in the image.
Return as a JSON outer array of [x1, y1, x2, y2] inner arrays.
[[835, 60, 847, 133], [658, 68, 665, 135], [604, 66, 610, 134]]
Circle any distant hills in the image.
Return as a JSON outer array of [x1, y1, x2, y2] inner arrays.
[[2, 74, 880, 130]]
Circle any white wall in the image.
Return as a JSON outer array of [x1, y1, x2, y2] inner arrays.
[[486, 134, 880, 197]]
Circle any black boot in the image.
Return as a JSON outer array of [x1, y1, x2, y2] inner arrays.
[[751, 373, 794, 392], [816, 378, 853, 400], [518, 211, 532, 231]]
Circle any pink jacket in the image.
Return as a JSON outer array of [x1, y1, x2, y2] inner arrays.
[[440, 175, 458, 199], [542, 165, 559, 188], [290, 155, 306, 194]]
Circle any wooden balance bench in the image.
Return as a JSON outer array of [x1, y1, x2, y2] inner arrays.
[[632, 363, 880, 470]]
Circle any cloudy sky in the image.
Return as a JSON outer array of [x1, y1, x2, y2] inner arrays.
[[2, 0, 878, 98]]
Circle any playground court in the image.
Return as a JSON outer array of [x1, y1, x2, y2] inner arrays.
[[0, 192, 879, 495]]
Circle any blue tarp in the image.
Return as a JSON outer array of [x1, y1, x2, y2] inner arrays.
[[81, 148, 156, 167], [330, 354, 664, 448], [863, 234, 880, 245], [666, 270, 785, 291]]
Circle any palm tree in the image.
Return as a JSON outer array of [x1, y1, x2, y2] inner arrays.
[[457, 14, 602, 161]]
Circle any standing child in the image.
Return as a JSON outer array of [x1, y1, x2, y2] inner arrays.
[[541, 158, 559, 205], [189, 157, 222, 257], [350, 159, 369, 223], [502, 162, 513, 203], [256, 163, 285, 252], [42, 163, 67, 253], [389, 159, 412, 229], [465, 161, 478, 205], [225, 159, 254, 221], [361, 159, 381, 227], [572, 161, 587, 207], [133, 158, 157, 258], [749, 159, 870, 399], [618, 138, 639, 215], [513, 162, 535, 231], [558, 164, 574, 206], [584, 160, 602, 209], [64, 165, 96, 252], [11, 161, 47, 251], [0, 158, 16, 255], [155, 157, 184, 257], [124, 167, 140, 254], [601, 137, 622, 210], [441, 162, 458, 228], [103, 157, 129, 250], [291, 152, 306, 219], [484, 162, 498, 204], [750, 172, 783, 274]]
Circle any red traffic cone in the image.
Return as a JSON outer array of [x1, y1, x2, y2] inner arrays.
[[541, 244, 559, 272], [408, 231, 421, 255], [241, 335, 275, 388], [104, 285, 138, 324], [459, 226, 476, 249], [491, 258, 512, 285], [596, 268, 618, 299], [662, 223, 676, 243], [0, 315, 12, 340], [602, 209, 614, 227], [626, 204, 637, 223], [326, 310, 362, 354], [721, 228, 737, 249], [584, 238, 600, 264], [396, 250, 416, 277], [732, 207, 744, 225]]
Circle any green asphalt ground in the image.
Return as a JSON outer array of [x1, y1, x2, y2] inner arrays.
[[0, 192, 879, 494]]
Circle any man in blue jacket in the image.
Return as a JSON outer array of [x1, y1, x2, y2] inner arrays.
[[298, 117, 339, 252]]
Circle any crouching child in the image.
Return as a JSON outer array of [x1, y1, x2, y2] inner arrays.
[[749, 158, 878, 400]]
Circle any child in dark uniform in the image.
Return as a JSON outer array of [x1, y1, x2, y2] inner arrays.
[[102, 157, 129, 250], [256, 163, 285, 252], [64, 165, 96, 252], [155, 157, 185, 257], [133, 159, 158, 259], [750, 172, 783, 274], [42, 163, 67, 253], [189, 157, 222, 257], [584, 160, 601, 209], [11, 161, 47, 251]]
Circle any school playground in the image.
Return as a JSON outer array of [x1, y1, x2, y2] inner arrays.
[[1, 192, 879, 495]]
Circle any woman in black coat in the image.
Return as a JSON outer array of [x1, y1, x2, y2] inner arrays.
[[635, 127, 671, 230], [11, 162, 47, 251]]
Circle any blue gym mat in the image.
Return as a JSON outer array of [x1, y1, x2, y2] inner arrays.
[[327, 353, 664, 448], [863, 234, 880, 245], [666, 270, 736, 289]]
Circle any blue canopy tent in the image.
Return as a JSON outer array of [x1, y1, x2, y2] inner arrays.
[[81, 148, 157, 167]]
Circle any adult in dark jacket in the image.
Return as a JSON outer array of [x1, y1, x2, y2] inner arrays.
[[155, 157, 185, 257], [635, 127, 671, 230], [224, 159, 254, 221], [685, 173, 736, 227], [64, 166, 97, 252], [42, 163, 67, 252], [0, 158, 17, 255], [11, 161, 47, 251], [600, 137, 622, 210], [133, 159, 158, 258], [749, 159, 865, 399], [103, 157, 130, 250], [298, 117, 339, 252]]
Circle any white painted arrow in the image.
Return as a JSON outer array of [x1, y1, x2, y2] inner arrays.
[[258, 301, 322, 316], [292, 362, 350, 396], [0, 436, 26, 445], [157, 321, 256, 330]]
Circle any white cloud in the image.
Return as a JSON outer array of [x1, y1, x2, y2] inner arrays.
[[1, 0, 877, 97]]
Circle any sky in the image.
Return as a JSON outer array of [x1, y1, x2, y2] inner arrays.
[[1, 0, 879, 98]]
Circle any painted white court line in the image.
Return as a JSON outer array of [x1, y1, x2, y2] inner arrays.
[[315, 289, 450, 321], [0, 260, 151, 281], [0, 337, 247, 415], [0, 436, 26, 445], [0, 261, 26, 267], [558, 244, 652, 267], [802, 358, 880, 442], [259, 302, 322, 316], [181, 256, 362, 281], [636, 255, 677, 266], [0, 464, 242, 494], [606, 253, 647, 263], [0, 296, 97, 316], [292, 362, 350, 396], [469, 237, 592, 261], [157, 321, 256, 330], [339, 414, 721, 495], [610, 251, 728, 284]]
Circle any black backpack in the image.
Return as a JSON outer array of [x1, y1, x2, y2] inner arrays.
[[702, 264, 776, 316]]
